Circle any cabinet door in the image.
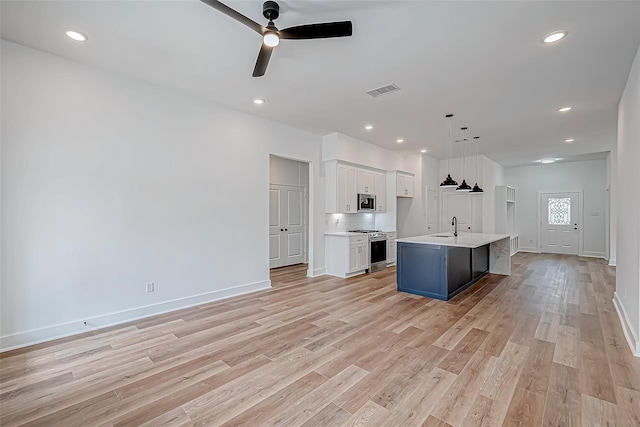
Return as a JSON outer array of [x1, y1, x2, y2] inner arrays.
[[397, 174, 414, 197], [348, 244, 359, 272], [357, 169, 374, 194], [374, 172, 386, 212], [356, 243, 369, 270], [387, 240, 396, 263], [337, 164, 358, 213], [405, 175, 414, 197], [386, 233, 397, 263]]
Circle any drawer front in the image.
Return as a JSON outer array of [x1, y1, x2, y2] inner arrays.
[[350, 235, 368, 245]]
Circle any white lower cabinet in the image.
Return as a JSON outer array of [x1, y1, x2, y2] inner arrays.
[[325, 234, 369, 278], [386, 232, 397, 264]]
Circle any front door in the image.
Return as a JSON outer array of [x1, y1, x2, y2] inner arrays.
[[269, 185, 305, 268], [540, 192, 579, 255]]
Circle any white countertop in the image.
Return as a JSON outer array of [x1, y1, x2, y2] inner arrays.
[[396, 233, 510, 248], [325, 230, 397, 237], [325, 232, 365, 236]]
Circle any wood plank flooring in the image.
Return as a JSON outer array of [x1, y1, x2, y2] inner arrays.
[[1, 254, 639, 426]]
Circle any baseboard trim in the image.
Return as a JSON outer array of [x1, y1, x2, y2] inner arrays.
[[582, 251, 606, 259], [0, 280, 271, 352], [517, 247, 540, 253], [613, 292, 640, 357], [309, 267, 326, 277], [608, 259, 617, 267]]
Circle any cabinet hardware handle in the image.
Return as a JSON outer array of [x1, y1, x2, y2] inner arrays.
[[281, 229, 284, 231], [285, 229, 288, 231], [574, 227, 578, 230]]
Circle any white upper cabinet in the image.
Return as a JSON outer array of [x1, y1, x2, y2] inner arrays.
[[325, 161, 358, 213], [374, 171, 386, 212], [396, 172, 414, 197], [357, 168, 374, 194], [326, 161, 388, 213]]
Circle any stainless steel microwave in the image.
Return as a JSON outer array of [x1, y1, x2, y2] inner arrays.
[[358, 194, 376, 212]]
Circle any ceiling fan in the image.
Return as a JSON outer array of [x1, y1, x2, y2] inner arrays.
[[200, 0, 353, 77]]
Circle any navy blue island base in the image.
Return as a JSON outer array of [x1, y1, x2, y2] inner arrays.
[[396, 241, 490, 301]]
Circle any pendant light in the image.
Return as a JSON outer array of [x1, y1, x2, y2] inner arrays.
[[440, 113, 458, 188], [456, 127, 472, 192], [471, 136, 484, 194]]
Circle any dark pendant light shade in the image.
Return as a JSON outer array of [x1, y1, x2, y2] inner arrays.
[[440, 114, 458, 188], [470, 136, 484, 194], [456, 179, 472, 192], [441, 174, 458, 187], [471, 183, 484, 193]]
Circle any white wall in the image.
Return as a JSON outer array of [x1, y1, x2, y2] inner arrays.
[[397, 154, 424, 238], [481, 156, 506, 234], [322, 132, 405, 171], [615, 42, 640, 356], [505, 159, 607, 257], [0, 41, 325, 350]]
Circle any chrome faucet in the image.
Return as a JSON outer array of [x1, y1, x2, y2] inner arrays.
[[452, 216, 458, 237]]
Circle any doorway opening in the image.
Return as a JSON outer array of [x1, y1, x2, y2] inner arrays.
[[539, 191, 580, 255], [269, 155, 309, 272]]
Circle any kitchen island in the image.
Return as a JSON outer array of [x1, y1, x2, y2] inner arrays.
[[396, 233, 511, 301]]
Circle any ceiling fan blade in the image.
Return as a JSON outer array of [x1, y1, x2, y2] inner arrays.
[[253, 44, 273, 77], [279, 21, 352, 40], [199, 0, 265, 35]]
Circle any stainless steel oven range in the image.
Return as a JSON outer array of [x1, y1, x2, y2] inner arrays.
[[348, 230, 387, 272]]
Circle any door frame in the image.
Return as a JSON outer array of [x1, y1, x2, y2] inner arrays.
[[268, 154, 312, 276], [537, 189, 584, 256]]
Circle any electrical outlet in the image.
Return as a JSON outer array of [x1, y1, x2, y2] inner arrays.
[[146, 282, 155, 293]]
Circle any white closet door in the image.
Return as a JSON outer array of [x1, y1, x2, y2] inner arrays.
[[269, 185, 305, 268]]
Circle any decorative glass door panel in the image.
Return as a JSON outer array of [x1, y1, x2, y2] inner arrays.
[[541, 193, 579, 255]]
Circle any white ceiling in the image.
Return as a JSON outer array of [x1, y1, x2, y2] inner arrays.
[[2, 1, 640, 167]]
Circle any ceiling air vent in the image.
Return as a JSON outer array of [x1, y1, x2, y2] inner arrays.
[[366, 84, 401, 98]]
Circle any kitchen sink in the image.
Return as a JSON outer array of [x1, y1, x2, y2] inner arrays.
[[431, 234, 453, 238]]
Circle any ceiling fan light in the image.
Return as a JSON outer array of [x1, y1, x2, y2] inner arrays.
[[263, 32, 279, 47]]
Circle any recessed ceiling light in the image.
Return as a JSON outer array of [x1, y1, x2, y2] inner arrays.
[[558, 106, 572, 112], [420, 149, 427, 153], [543, 31, 567, 43], [66, 30, 87, 42], [253, 98, 265, 105], [365, 125, 374, 131], [396, 138, 404, 143], [564, 138, 575, 143], [540, 158, 556, 164]]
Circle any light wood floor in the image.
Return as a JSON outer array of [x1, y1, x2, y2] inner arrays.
[[1, 253, 639, 426]]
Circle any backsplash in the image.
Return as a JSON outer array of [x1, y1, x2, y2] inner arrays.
[[325, 213, 376, 233]]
